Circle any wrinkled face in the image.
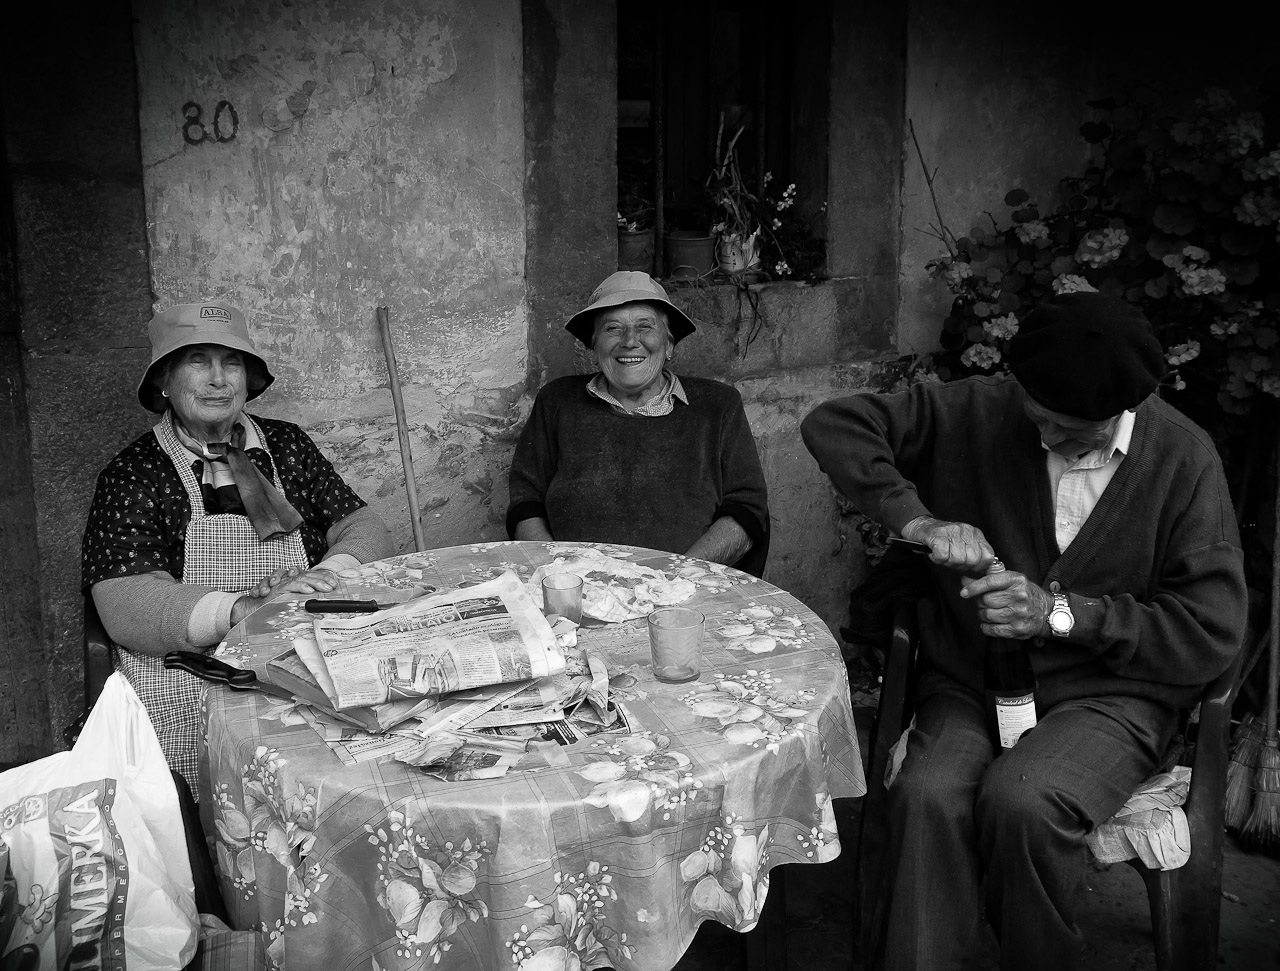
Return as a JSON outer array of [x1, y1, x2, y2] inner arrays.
[[592, 303, 673, 402], [1022, 395, 1121, 458], [162, 344, 248, 439]]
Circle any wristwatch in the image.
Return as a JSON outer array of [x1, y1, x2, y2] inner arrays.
[[1047, 592, 1074, 637]]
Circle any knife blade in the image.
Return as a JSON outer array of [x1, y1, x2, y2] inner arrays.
[[163, 651, 297, 702], [887, 536, 931, 555]]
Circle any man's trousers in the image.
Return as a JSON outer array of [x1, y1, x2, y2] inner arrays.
[[881, 677, 1175, 971]]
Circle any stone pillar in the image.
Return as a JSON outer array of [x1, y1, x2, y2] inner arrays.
[[0, 0, 154, 754]]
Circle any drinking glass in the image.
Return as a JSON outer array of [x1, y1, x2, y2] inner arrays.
[[647, 607, 704, 683], [541, 573, 584, 624]]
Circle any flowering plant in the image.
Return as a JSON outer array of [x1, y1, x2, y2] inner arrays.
[[901, 88, 1280, 451], [616, 191, 653, 233], [705, 114, 823, 280]]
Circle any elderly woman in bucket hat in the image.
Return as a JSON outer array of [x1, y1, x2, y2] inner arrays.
[[507, 271, 770, 575], [81, 300, 394, 792]]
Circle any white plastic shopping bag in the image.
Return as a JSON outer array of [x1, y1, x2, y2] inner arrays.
[[0, 673, 198, 970]]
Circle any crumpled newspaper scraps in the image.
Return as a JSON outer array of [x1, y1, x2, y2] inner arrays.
[[1086, 765, 1191, 870], [527, 549, 696, 623]]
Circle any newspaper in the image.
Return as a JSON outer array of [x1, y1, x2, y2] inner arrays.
[[308, 571, 566, 710], [297, 678, 537, 765], [395, 705, 638, 781]]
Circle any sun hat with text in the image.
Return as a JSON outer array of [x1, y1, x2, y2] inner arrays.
[[137, 300, 275, 412], [1008, 291, 1166, 421], [564, 271, 698, 347]]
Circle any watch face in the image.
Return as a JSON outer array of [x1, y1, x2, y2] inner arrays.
[[1050, 608, 1072, 634]]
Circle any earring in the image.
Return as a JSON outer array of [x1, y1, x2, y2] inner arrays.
[[162, 391, 170, 398]]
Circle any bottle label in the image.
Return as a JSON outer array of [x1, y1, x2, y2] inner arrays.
[[994, 693, 1037, 749]]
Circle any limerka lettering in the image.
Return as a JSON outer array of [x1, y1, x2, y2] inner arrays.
[[57, 785, 118, 971]]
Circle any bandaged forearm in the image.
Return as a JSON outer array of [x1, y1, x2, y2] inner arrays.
[[92, 573, 229, 656]]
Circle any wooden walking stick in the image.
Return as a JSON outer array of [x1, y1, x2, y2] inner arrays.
[[377, 306, 426, 552]]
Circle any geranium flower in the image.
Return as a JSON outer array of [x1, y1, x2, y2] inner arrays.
[[1075, 227, 1129, 267], [1177, 264, 1227, 296], [1014, 220, 1048, 244], [1235, 188, 1280, 226], [1052, 274, 1097, 295], [961, 343, 1002, 370], [983, 313, 1019, 341]]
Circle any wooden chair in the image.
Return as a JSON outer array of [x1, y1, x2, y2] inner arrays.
[[855, 602, 1242, 971]]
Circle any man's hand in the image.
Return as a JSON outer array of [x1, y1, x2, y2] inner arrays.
[[960, 569, 1053, 639], [901, 517, 999, 575]]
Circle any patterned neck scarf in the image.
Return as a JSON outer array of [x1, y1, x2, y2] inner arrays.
[[172, 418, 304, 541], [587, 369, 688, 417]]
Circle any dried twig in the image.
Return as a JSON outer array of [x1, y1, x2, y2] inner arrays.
[[909, 119, 958, 257]]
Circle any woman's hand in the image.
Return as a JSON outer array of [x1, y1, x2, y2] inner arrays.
[[960, 569, 1053, 639], [248, 566, 339, 598], [231, 567, 340, 626]]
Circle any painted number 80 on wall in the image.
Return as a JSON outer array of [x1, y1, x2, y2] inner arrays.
[[182, 100, 239, 145]]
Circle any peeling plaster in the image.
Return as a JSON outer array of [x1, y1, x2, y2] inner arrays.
[[132, 0, 524, 547]]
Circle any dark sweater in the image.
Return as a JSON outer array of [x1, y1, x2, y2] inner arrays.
[[507, 375, 769, 574], [801, 374, 1246, 711]]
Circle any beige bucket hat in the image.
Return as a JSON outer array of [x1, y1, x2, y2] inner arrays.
[[564, 271, 698, 347], [137, 301, 274, 412]]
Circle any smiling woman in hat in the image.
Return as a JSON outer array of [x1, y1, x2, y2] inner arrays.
[[81, 300, 394, 792], [506, 271, 770, 574]]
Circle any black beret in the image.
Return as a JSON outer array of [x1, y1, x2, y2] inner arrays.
[[1008, 292, 1166, 420]]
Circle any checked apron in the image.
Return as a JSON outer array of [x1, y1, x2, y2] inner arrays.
[[114, 411, 309, 793]]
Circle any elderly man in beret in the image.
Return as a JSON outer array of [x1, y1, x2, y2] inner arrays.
[[801, 292, 1246, 971]]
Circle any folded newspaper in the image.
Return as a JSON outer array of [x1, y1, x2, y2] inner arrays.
[[306, 571, 566, 711]]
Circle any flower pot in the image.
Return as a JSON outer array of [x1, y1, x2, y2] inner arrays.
[[618, 228, 655, 272], [664, 231, 716, 280], [716, 230, 762, 274]]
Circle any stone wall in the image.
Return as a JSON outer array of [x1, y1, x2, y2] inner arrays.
[[1, 0, 155, 757], [133, 0, 531, 550]]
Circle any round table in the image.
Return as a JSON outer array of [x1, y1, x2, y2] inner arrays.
[[200, 542, 865, 971]]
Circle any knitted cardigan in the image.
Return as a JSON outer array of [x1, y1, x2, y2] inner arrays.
[[801, 374, 1246, 712], [507, 375, 770, 575]]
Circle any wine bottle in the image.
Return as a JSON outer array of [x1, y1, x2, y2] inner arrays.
[[982, 558, 1038, 750]]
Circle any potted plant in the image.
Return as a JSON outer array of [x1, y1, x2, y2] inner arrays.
[[707, 119, 763, 276], [617, 194, 655, 273], [704, 113, 815, 281], [664, 228, 717, 280]]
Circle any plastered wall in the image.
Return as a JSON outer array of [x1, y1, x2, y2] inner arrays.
[[133, 0, 529, 550]]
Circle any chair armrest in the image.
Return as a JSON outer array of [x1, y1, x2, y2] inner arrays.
[[83, 595, 115, 709], [1185, 649, 1244, 823], [868, 602, 920, 789]]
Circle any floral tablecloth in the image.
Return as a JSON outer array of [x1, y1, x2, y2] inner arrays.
[[200, 542, 864, 971]]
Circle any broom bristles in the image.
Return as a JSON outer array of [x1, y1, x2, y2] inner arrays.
[[1238, 743, 1280, 855], [1225, 714, 1266, 831]]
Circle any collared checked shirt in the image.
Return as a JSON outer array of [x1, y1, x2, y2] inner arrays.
[[587, 369, 689, 416], [1044, 409, 1135, 553]]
